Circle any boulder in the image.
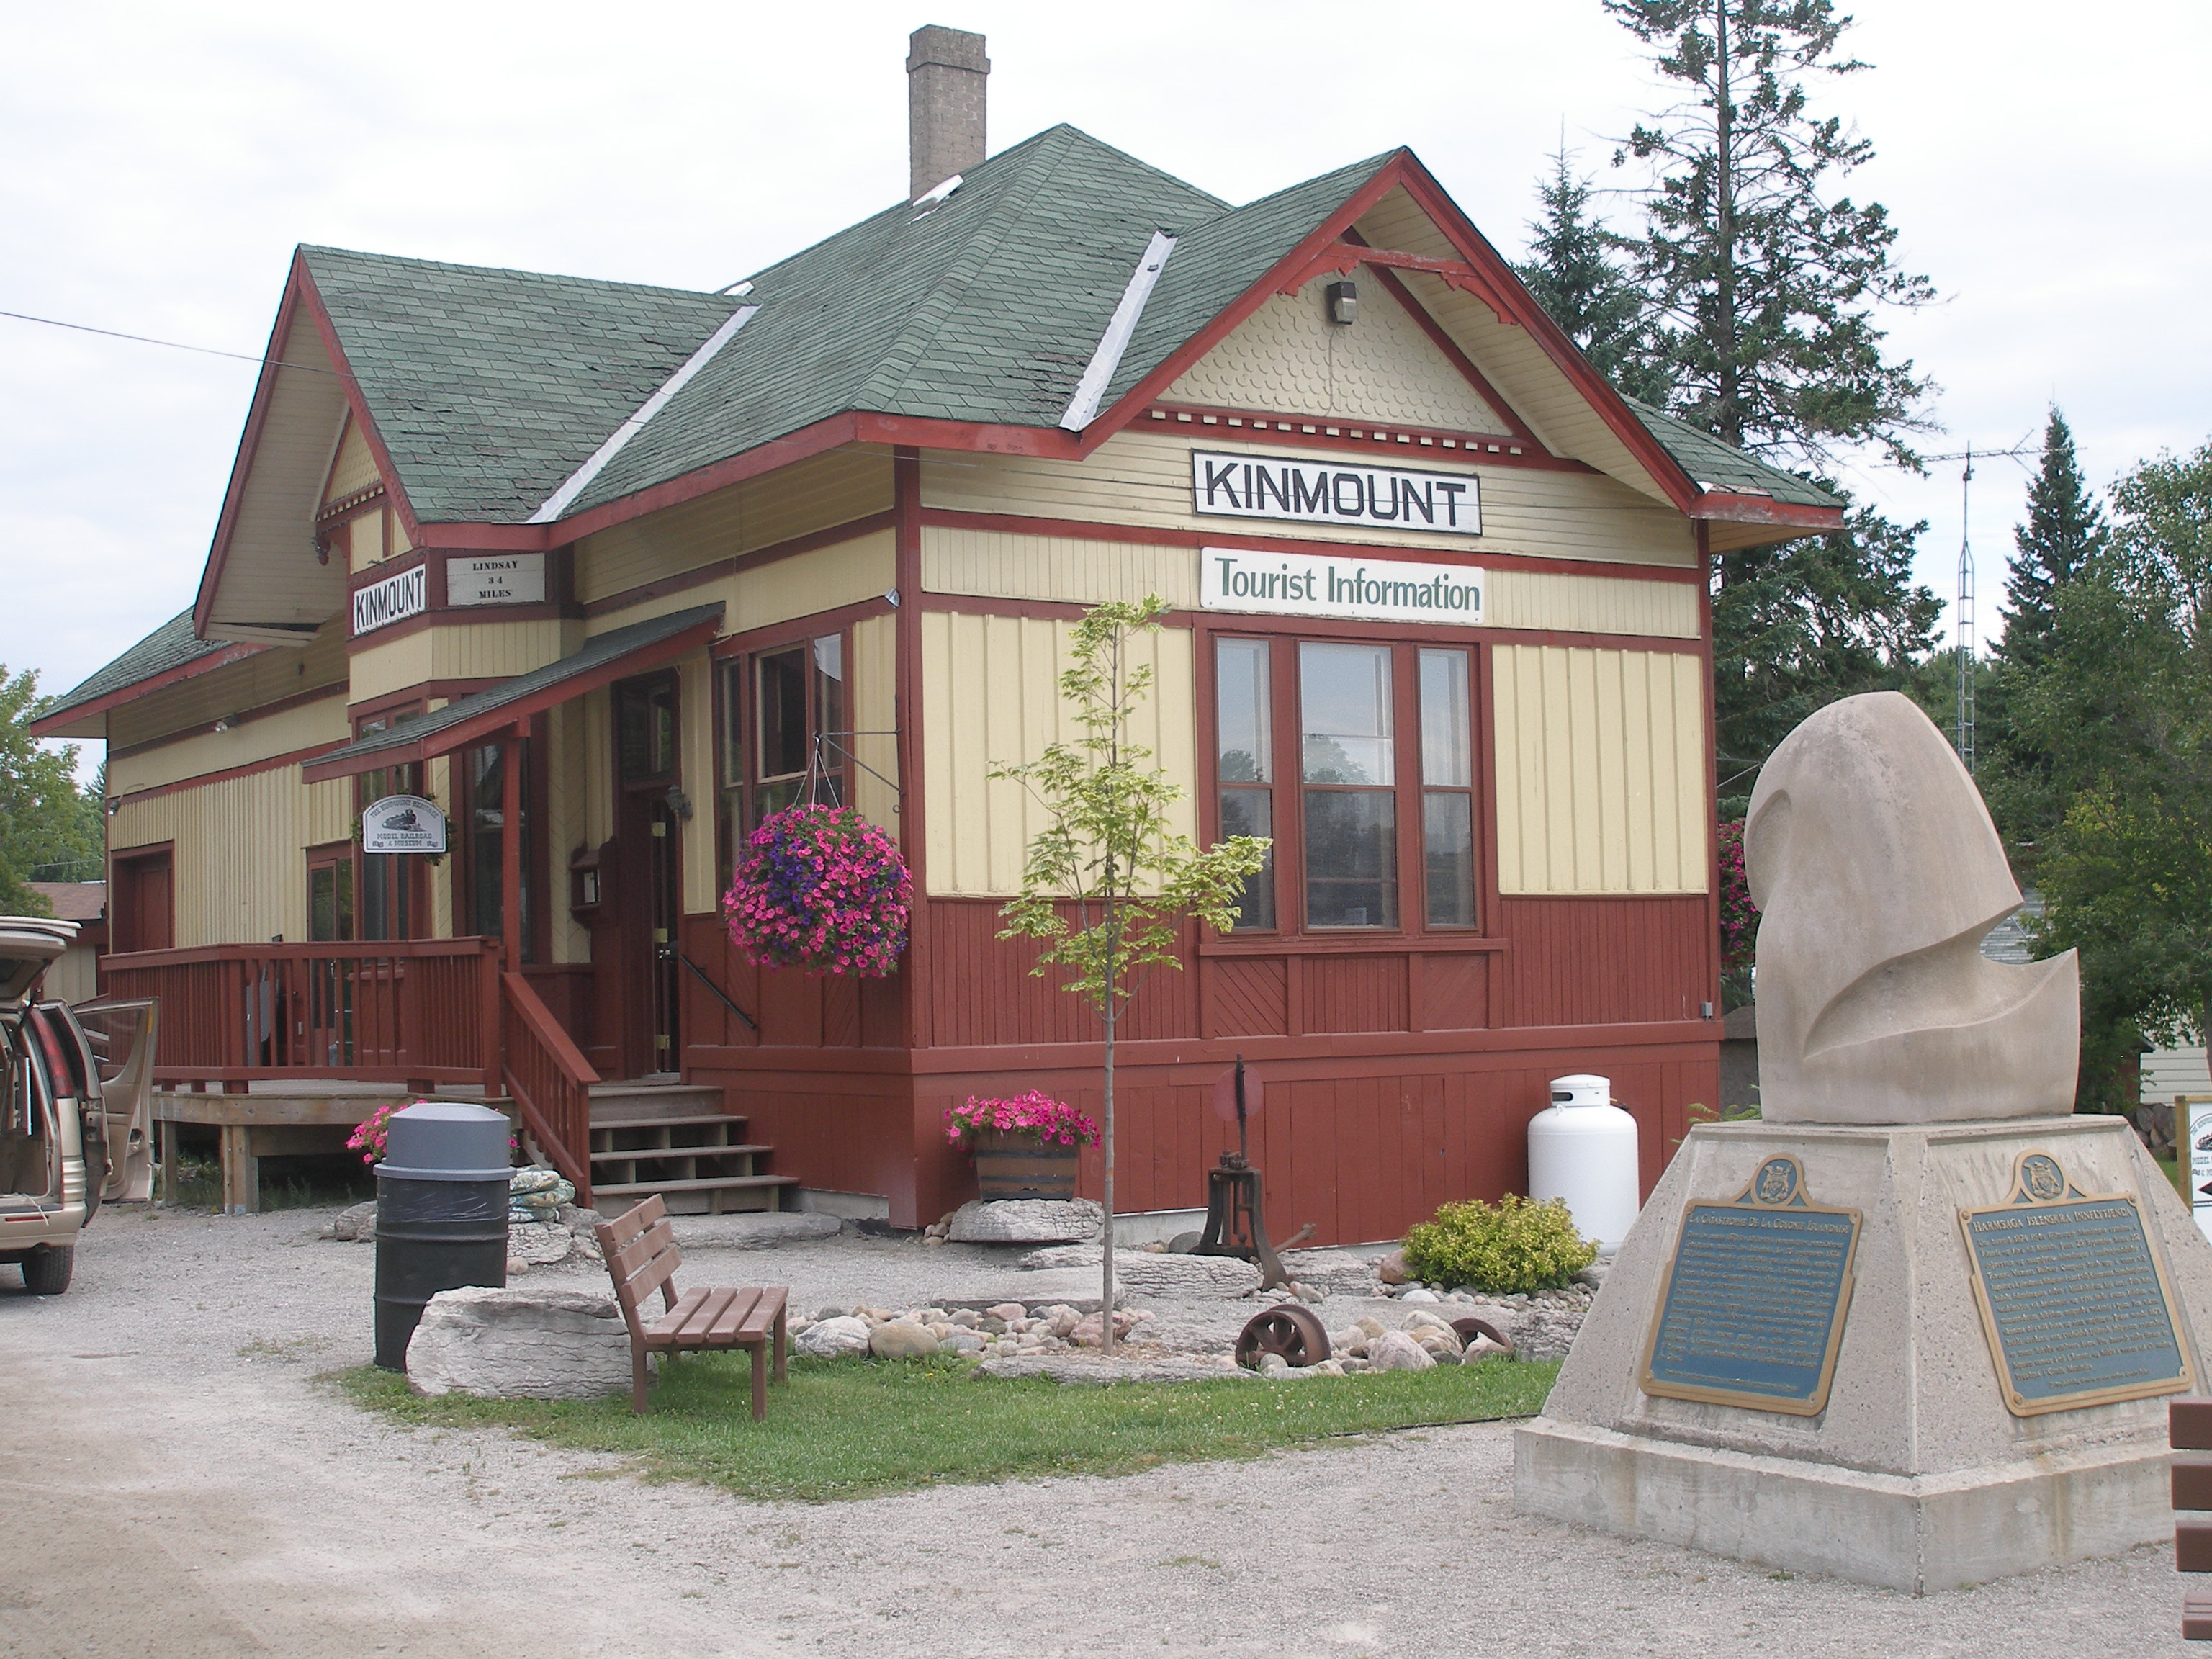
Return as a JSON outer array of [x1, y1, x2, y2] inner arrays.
[[1277, 1249, 1377, 1296], [1017, 1244, 1101, 1269], [946, 1199, 1103, 1244], [1501, 1303, 1583, 1364], [938, 1329, 986, 1354], [330, 1200, 377, 1242], [405, 1287, 634, 1401], [1365, 1330, 1436, 1372], [667, 1212, 840, 1249], [508, 1221, 575, 1266], [1377, 1249, 1410, 1285], [870, 1321, 941, 1360], [796, 1316, 872, 1357], [1115, 1254, 1261, 1298], [1462, 1335, 1513, 1362]]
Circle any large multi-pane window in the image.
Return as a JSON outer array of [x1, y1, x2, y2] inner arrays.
[[719, 632, 847, 878], [462, 737, 533, 959], [354, 706, 423, 940], [1214, 635, 1479, 935]]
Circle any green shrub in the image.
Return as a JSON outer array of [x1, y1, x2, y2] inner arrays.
[[1401, 1195, 1598, 1295]]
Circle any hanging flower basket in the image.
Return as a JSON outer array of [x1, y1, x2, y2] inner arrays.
[[724, 804, 912, 977], [944, 1092, 1100, 1200]]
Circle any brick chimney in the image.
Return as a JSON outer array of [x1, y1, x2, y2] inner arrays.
[[907, 25, 988, 203]]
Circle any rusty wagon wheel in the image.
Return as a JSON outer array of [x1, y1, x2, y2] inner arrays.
[[1452, 1316, 1514, 1357], [1236, 1303, 1330, 1370]]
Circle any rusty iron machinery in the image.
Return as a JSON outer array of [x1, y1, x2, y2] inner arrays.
[[1235, 1303, 1331, 1370]]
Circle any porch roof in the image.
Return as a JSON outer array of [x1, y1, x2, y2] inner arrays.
[[299, 603, 722, 783]]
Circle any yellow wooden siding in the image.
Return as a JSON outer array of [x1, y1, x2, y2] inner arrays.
[[110, 695, 349, 797], [849, 613, 899, 835], [576, 447, 894, 607], [577, 687, 614, 852], [347, 618, 575, 704], [584, 529, 894, 642], [920, 431, 1691, 567], [323, 415, 380, 506], [1491, 644, 1707, 895], [109, 765, 356, 947], [425, 753, 455, 935], [1485, 570, 1699, 639], [922, 611, 1195, 897], [1164, 271, 1508, 433], [922, 524, 1696, 639], [678, 651, 719, 915], [107, 623, 347, 753], [923, 525, 1200, 607], [343, 511, 389, 573]]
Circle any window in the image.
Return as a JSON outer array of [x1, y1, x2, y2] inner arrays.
[[461, 737, 533, 959], [307, 843, 355, 942], [1213, 634, 1480, 936], [618, 676, 678, 783], [720, 634, 846, 871]]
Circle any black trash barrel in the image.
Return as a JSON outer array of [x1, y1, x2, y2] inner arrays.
[[373, 1102, 511, 1370]]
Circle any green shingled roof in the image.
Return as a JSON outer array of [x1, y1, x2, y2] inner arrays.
[[40, 609, 232, 724], [296, 125, 1829, 529], [1622, 397, 1843, 509]]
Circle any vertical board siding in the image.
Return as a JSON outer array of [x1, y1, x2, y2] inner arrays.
[[922, 901, 1200, 1048], [1496, 895, 1711, 1027], [587, 530, 894, 637], [1163, 272, 1509, 434], [849, 612, 900, 835], [1483, 569, 1698, 638], [1493, 642, 1707, 894], [1303, 954, 1410, 1033], [110, 765, 354, 948], [109, 696, 348, 797], [107, 624, 347, 753], [921, 611, 1196, 896]]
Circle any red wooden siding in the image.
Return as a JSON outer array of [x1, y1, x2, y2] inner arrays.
[[1493, 895, 1712, 1027]]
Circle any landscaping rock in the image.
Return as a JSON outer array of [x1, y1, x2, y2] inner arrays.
[[1377, 1249, 1410, 1285], [1277, 1249, 1376, 1296], [405, 1286, 634, 1401], [938, 1330, 986, 1354], [667, 1212, 841, 1249], [1115, 1254, 1262, 1298], [946, 1199, 1103, 1244], [330, 1200, 377, 1242], [974, 1355, 1251, 1385], [1400, 1287, 1440, 1303], [1462, 1335, 1512, 1362], [1365, 1330, 1436, 1372], [1017, 1244, 1102, 1269], [1069, 1308, 1143, 1346], [870, 1321, 941, 1360], [508, 1221, 575, 1267], [796, 1316, 871, 1357], [1501, 1303, 1583, 1363]]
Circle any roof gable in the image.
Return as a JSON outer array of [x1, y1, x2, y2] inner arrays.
[[1161, 268, 1511, 434]]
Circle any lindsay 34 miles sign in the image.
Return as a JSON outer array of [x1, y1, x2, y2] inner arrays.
[[1190, 451, 1481, 536], [1202, 548, 1483, 626]]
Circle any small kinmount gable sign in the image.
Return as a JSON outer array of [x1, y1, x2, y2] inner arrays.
[[351, 565, 428, 637], [1202, 547, 1483, 627], [1190, 449, 1481, 537]]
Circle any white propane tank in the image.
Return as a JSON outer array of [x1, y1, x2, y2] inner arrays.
[[1527, 1073, 1641, 1254]]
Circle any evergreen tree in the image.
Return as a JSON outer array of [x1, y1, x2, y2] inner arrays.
[[1997, 408, 2107, 674], [1515, 148, 1670, 403], [1599, 0, 1943, 811]]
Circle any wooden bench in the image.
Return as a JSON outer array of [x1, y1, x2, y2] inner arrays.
[[2174, 1398, 2212, 1639], [595, 1194, 788, 1419]]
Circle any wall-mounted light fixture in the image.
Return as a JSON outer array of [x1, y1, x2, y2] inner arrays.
[[1326, 280, 1358, 326], [665, 785, 695, 822]]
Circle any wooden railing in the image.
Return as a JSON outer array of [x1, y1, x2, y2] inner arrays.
[[102, 939, 503, 1087], [500, 971, 598, 1205]]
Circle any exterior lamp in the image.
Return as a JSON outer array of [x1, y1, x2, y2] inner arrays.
[[1326, 280, 1357, 325]]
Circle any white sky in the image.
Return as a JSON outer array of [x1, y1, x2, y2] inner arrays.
[[6, 0, 2208, 767]]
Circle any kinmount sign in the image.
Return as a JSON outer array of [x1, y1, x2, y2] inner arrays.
[[1202, 547, 1483, 626], [351, 563, 428, 637], [1190, 449, 1481, 536]]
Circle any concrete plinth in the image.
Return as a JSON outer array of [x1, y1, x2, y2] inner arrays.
[[1514, 1115, 2212, 1591]]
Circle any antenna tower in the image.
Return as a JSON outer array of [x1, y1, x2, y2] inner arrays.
[[1923, 436, 2038, 774]]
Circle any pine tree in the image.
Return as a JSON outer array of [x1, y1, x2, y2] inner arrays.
[[1997, 408, 2107, 674], [1515, 148, 1670, 404], [1600, 0, 1943, 811]]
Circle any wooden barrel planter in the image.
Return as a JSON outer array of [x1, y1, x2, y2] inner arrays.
[[971, 1128, 1079, 1200]]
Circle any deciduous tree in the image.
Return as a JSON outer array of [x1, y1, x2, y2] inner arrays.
[[0, 668, 104, 914]]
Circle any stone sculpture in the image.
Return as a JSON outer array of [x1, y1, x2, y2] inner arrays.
[[1745, 691, 2078, 1123]]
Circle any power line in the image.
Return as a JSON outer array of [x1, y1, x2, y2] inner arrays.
[[0, 307, 352, 378]]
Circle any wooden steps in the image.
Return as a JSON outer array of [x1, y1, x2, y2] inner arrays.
[[585, 1081, 799, 1215]]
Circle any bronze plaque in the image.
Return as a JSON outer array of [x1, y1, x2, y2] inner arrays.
[[1640, 1155, 1861, 1416], [1959, 1150, 2192, 1416]]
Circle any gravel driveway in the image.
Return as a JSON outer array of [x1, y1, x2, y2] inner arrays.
[[1, 1204, 2199, 1658]]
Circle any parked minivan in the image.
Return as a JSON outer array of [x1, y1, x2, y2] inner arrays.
[[1, 916, 155, 1294]]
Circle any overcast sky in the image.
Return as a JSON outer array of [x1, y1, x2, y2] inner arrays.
[[6, 0, 2208, 765]]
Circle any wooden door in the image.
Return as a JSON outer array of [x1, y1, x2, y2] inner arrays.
[[612, 674, 682, 1077], [111, 850, 174, 953]]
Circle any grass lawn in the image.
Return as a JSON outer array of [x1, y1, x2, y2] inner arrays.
[[337, 1353, 1560, 1503]]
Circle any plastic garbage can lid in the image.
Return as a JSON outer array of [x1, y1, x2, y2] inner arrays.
[[377, 1101, 513, 1181]]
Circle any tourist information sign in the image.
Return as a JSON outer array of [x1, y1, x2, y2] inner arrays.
[[1959, 1149, 2191, 1416], [1640, 1155, 1861, 1416]]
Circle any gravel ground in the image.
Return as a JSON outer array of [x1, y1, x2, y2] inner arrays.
[[1, 1202, 2201, 1658]]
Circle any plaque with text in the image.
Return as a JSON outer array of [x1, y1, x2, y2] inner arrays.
[[1640, 1156, 1861, 1416], [1959, 1150, 2191, 1416]]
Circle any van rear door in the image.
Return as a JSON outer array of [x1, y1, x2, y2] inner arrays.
[[76, 1000, 157, 1202]]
